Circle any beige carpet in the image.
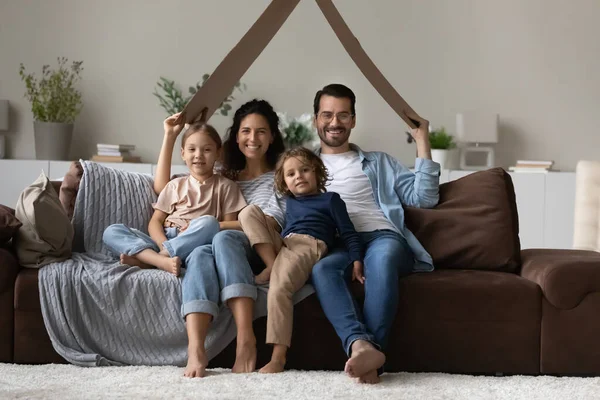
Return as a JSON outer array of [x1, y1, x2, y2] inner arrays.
[[1, 363, 599, 399]]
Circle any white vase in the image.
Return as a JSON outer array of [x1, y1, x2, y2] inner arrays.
[[431, 149, 449, 169], [431, 148, 459, 170]]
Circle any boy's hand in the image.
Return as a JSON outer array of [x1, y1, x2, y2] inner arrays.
[[351, 261, 365, 284], [255, 267, 272, 285], [164, 112, 186, 140]]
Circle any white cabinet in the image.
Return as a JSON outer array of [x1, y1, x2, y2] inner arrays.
[[0, 159, 577, 250], [151, 164, 189, 176], [0, 160, 49, 208], [48, 161, 74, 180], [544, 172, 576, 249], [508, 172, 546, 249]]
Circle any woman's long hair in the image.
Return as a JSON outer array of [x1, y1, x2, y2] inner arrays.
[[221, 99, 285, 179]]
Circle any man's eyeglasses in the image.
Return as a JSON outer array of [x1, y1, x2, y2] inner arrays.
[[317, 112, 354, 124]]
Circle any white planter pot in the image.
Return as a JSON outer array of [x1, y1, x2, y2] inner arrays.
[[431, 149, 453, 170]]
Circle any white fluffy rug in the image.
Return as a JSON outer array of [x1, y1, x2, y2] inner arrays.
[[1, 364, 599, 400]]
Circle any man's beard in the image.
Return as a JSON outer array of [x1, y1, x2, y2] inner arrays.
[[317, 126, 350, 148]]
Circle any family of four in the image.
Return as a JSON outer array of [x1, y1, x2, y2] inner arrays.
[[102, 83, 440, 384]]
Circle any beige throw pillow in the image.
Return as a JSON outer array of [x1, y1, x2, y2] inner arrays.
[[14, 172, 74, 268]]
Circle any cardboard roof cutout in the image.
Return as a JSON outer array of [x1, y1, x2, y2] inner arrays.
[[177, 0, 422, 129]]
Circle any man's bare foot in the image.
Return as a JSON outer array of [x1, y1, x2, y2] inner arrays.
[[120, 254, 151, 268], [356, 369, 381, 384], [344, 340, 385, 378], [232, 339, 256, 373], [184, 346, 208, 378], [156, 256, 181, 276], [259, 358, 285, 374], [254, 268, 271, 285]]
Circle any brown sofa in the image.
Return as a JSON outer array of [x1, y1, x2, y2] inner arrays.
[[1, 166, 600, 375]]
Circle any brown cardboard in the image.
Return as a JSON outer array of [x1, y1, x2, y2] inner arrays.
[[179, 0, 421, 129], [315, 0, 421, 128], [177, 0, 301, 124]]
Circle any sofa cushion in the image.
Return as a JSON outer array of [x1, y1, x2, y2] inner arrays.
[[59, 161, 83, 220], [0, 205, 21, 245], [13, 172, 74, 268], [387, 269, 541, 374], [405, 168, 521, 272]]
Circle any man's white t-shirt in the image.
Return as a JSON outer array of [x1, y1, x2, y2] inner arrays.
[[321, 151, 398, 233]]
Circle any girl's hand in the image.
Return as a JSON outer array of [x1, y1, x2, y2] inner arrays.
[[351, 261, 365, 284], [164, 112, 185, 140]]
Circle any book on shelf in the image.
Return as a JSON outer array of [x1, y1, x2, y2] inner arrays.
[[96, 144, 136, 151], [91, 155, 141, 163], [508, 166, 550, 173], [97, 150, 132, 157]]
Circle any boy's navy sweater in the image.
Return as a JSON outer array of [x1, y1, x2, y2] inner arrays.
[[281, 191, 363, 262]]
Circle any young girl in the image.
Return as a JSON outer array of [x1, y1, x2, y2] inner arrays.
[[238, 147, 364, 374], [103, 123, 247, 276]]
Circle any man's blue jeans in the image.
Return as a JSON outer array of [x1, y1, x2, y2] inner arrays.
[[102, 216, 220, 261], [311, 229, 413, 356]]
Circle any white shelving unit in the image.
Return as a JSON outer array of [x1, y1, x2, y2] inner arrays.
[[0, 160, 576, 250]]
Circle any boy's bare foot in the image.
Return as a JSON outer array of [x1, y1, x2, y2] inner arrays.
[[254, 268, 272, 285], [184, 345, 208, 378], [232, 338, 256, 373], [259, 358, 285, 374], [119, 254, 150, 268], [344, 340, 385, 379], [356, 369, 381, 384], [156, 256, 181, 276]]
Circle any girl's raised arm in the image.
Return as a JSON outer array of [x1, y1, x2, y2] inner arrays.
[[154, 112, 185, 194]]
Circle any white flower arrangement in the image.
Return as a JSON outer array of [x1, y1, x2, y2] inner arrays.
[[277, 112, 317, 149]]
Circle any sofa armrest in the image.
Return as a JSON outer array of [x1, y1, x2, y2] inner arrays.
[[520, 249, 600, 309], [0, 245, 19, 293]]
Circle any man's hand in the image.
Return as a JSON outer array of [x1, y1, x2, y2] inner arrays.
[[406, 113, 432, 160], [163, 112, 186, 141], [351, 261, 365, 284]]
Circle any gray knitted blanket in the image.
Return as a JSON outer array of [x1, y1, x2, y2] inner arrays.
[[38, 161, 314, 367]]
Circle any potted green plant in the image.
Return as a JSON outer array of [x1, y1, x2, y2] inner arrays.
[[19, 57, 84, 160], [153, 74, 246, 117], [277, 112, 316, 149], [429, 126, 457, 170]]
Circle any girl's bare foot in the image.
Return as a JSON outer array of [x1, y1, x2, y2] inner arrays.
[[119, 254, 150, 268], [156, 255, 181, 276], [184, 345, 208, 378], [158, 248, 171, 257], [259, 358, 285, 374], [344, 340, 385, 379], [232, 338, 256, 373]]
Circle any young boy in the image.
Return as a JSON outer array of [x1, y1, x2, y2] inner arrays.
[[238, 147, 364, 373]]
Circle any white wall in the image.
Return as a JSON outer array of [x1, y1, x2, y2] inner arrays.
[[1, 0, 599, 171]]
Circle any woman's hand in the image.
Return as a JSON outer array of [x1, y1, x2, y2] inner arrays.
[[351, 260, 365, 284], [163, 112, 186, 140]]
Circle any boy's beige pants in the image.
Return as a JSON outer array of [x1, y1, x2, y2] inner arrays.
[[239, 205, 327, 347]]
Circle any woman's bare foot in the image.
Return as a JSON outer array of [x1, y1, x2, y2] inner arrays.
[[344, 340, 385, 379], [119, 254, 151, 268], [184, 345, 208, 378], [254, 268, 272, 285], [156, 255, 181, 276], [232, 338, 256, 373], [259, 358, 285, 374], [356, 369, 381, 384]]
